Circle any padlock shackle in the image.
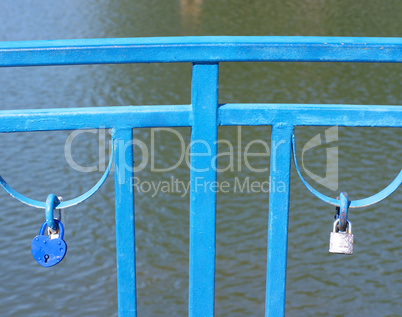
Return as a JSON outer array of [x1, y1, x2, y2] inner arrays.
[[333, 219, 352, 233], [39, 219, 64, 240]]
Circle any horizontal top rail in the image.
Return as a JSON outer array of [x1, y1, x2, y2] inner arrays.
[[0, 36, 402, 66]]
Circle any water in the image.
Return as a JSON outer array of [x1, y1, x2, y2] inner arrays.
[[0, 1, 401, 316]]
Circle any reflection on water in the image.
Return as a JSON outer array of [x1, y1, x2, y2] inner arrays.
[[180, 0, 203, 30], [0, 0, 401, 316]]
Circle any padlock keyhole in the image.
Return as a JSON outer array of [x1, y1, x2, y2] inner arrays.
[[44, 254, 49, 263]]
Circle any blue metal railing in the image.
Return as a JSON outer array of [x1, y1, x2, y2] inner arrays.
[[0, 36, 401, 317]]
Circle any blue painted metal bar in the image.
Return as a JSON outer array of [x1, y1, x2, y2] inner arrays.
[[45, 194, 60, 232], [218, 104, 402, 127], [339, 192, 349, 232], [189, 63, 219, 317], [112, 128, 137, 317], [292, 134, 402, 208], [0, 105, 191, 132], [0, 104, 401, 133], [266, 124, 293, 317], [0, 36, 401, 66], [0, 142, 114, 209]]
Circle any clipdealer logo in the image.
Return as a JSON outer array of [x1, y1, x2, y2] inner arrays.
[[64, 126, 338, 193]]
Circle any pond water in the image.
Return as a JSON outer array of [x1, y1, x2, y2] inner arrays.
[[0, 1, 401, 316]]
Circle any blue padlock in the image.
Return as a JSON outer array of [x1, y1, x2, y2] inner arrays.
[[31, 219, 67, 268]]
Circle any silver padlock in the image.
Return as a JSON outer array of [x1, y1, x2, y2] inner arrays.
[[329, 219, 353, 255]]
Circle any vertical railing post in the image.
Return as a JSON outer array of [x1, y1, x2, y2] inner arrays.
[[189, 63, 219, 317], [112, 128, 137, 317], [265, 124, 293, 317]]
